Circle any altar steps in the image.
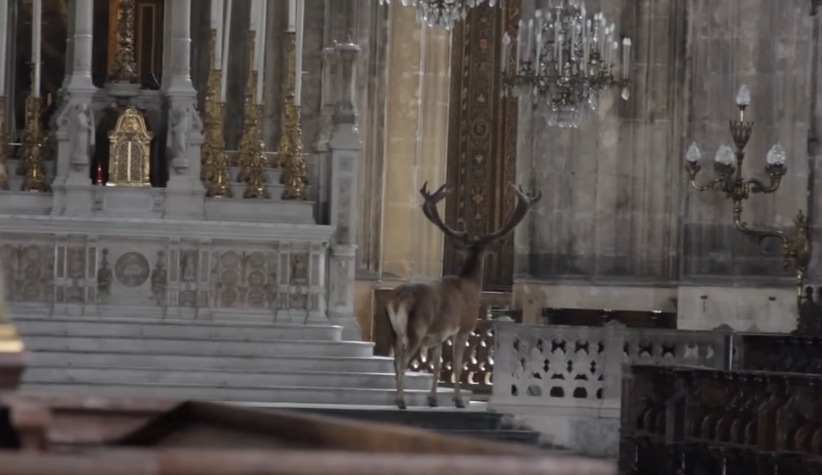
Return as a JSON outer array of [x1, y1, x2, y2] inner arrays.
[[15, 317, 459, 407]]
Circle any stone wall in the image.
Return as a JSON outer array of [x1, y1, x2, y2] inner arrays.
[[513, 0, 818, 331]]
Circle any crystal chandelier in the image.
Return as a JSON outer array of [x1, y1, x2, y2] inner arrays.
[[501, 0, 632, 128], [378, 0, 498, 30]]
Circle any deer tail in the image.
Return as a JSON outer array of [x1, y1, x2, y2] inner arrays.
[[386, 299, 410, 350]]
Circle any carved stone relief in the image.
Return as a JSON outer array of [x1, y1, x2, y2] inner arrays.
[[0, 233, 330, 315], [212, 250, 241, 308], [67, 247, 86, 280], [180, 250, 198, 283], [151, 251, 167, 306], [0, 244, 54, 303], [64, 245, 87, 304], [291, 253, 309, 285], [336, 176, 353, 241], [114, 252, 151, 288], [333, 258, 349, 308], [97, 249, 113, 303], [245, 251, 267, 309], [266, 252, 278, 309]]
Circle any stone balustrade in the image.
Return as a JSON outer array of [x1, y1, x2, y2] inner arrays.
[[491, 322, 731, 411], [489, 322, 730, 457], [620, 365, 822, 475], [407, 320, 734, 402]]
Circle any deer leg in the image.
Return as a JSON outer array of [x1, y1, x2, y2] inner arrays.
[[451, 332, 470, 409], [392, 336, 408, 410], [427, 343, 443, 407]]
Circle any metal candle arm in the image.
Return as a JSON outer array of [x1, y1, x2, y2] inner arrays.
[[686, 91, 811, 300]]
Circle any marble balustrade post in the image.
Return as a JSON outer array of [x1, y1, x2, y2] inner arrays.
[[164, 0, 205, 217], [326, 40, 361, 340], [51, 0, 98, 215]]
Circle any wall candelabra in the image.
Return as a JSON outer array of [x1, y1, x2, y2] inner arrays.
[[685, 85, 810, 300]]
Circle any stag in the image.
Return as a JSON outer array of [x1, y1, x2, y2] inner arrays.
[[386, 182, 542, 409]]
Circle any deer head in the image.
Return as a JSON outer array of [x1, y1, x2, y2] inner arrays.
[[419, 182, 542, 256]]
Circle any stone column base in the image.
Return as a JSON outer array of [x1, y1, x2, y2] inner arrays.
[[328, 311, 363, 341]]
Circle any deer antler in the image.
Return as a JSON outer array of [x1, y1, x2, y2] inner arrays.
[[475, 183, 542, 245], [419, 182, 469, 243]]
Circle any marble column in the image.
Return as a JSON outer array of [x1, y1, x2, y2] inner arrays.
[[326, 40, 361, 340], [59, 0, 75, 92], [313, 45, 336, 222], [51, 0, 99, 215], [164, 0, 205, 217]]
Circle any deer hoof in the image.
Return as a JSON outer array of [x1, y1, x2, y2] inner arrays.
[[427, 395, 439, 407], [395, 398, 407, 410], [454, 398, 466, 409]]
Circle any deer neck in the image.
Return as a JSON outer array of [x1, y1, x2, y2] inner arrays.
[[457, 249, 485, 287]]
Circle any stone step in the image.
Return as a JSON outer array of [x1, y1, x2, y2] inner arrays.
[[29, 351, 396, 373], [23, 335, 374, 358], [24, 366, 431, 390], [22, 382, 459, 407], [14, 317, 342, 342]]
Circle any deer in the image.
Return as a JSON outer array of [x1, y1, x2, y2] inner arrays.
[[385, 182, 542, 410]]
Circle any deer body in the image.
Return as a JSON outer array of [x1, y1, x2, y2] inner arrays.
[[386, 182, 541, 410]]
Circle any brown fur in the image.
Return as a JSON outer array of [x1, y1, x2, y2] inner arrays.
[[386, 183, 541, 409]]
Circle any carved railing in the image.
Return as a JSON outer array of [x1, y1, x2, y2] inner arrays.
[[620, 365, 822, 475], [409, 320, 495, 395], [491, 322, 731, 411], [403, 319, 732, 400]]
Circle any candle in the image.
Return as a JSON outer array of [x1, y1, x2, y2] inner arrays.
[[534, 10, 544, 64], [607, 23, 614, 63], [525, 19, 533, 62], [219, 0, 232, 102], [558, 35, 563, 74], [583, 19, 589, 74], [288, 0, 296, 32], [211, 0, 224, 68], [622, 37, 631, 79], [501, 32, 510, 73], [32, 0, 42, 98], [294, 0, 304, 106], [249, 0, 256, 31], [0, 0, 8, 96], [515, 19, 523, 72], [571, 20, 577, 55], [553, 20, 560, 72], [256, 0, 267, 104]]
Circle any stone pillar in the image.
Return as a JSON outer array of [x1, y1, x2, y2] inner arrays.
[[326, 40, 361, 340], [313, 45, 336, 222], [59, 0, 75, 91], [163, 0, 205, 217], [51, 0, 98, 215]]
